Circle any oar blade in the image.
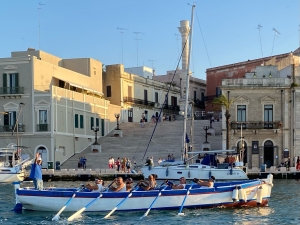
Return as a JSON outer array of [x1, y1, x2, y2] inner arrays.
[[178, 212, 185, 216], [104, 207, 117, 219], [67, 207, 86, 222]]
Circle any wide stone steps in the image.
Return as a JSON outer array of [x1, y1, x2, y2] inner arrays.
[[61, 120, 223, 170]]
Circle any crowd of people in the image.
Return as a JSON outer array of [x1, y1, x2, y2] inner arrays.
[[108, 157, 133, 173]]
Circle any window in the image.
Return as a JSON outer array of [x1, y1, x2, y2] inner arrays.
[[144, 90, 148, 105], [58, 80, 65, 88], [39, 110, 47, 124], [96, 118, 99, 127], [3, 73, 19, 94], [80, 115, 84, 129], [264, 105, 273, 128], [3, 111, 16, 131], [155, 92, 158, 103], [75, 114, 78, 128], [128, 86, 132, 98], [237, 105, 246, 128], [171, 96, 177, 106], [216, 87, 222, 97], [107, 86, 111, 97], [90, 117, 94, 130], [194, 91, 197, 101]]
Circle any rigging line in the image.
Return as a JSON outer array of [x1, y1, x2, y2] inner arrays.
[[141, 36, 189, 162], [195, 10, 212, 67]]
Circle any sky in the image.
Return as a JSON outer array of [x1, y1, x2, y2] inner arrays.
[[1, 0, 300, 80]]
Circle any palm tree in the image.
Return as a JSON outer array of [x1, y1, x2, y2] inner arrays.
[[212, 94, 234, 150]]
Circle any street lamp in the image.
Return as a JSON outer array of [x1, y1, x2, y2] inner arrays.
[[115, 113, 120, 130], [91, 126, 99, 144], [203, 124, 210, 143]]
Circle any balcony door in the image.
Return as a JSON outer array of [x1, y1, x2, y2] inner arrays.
[[264, 105, 273, 128], [237, 105, 246, 129], [128, 108, 133, 122], [3, 73, 19, 94], [3, 111, 16, 131]]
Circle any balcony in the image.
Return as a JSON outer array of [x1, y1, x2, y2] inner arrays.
[[0, 124, 25, 132], [0, 87, 24, 96], [37, 124, 48, 131], [222, 78, 290, 87], [230, 121, 281, 130], [123, 97, 155, 107]]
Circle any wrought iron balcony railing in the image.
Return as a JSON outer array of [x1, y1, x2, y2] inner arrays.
[[37, 124, 48, 131], [123, 97, 155, 107], [0, 125, 25, 132], [0, 87, 24, 95], [230, 121, 281, 130]]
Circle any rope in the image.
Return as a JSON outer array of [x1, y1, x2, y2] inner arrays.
[[141, 37, 189, 162]]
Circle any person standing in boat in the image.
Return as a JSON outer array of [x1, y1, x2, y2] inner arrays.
[[193, 176, 215, 188], [29, 152, 43, 190]]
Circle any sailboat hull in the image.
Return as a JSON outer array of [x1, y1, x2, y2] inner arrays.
[[142, 165, 248, 180]]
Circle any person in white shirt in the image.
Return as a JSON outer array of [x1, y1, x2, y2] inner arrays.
[[85, 178, 105, 192], [194, 176, 215, 188]]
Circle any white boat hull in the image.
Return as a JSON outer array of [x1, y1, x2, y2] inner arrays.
[[14, 175, 273, 212], [142, 164, 248, 180], [0, 168, 25, 182]]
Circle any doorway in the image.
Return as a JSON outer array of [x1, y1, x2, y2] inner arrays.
[[264, 140, 274, 168], [128, 108, 133, 122], [37, 146, 48, 169]]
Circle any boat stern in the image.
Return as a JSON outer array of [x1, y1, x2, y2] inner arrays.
[[12, 181, 23, 212]]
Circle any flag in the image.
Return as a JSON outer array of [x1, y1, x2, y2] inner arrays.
[[186, 133, 190, 143]]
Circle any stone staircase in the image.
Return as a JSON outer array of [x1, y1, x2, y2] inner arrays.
[[61, 120, 223, 169]]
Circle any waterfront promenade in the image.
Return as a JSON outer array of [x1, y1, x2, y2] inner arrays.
[[34, 119, 299, 180]]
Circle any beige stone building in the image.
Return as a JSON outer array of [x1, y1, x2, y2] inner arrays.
[[221, 57, 300, 169], [0, 49, 120, 168], [104, 64, 181, 122]]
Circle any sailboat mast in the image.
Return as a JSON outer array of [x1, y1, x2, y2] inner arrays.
[[183, 4, 195, 163]]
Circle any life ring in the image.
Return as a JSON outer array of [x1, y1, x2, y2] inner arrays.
[[4, 162, 10, 167]]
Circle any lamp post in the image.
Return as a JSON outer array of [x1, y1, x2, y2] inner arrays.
[[203, 124, 210, 143], [91, 126, 99, 144], [115, 113, 120, 130]]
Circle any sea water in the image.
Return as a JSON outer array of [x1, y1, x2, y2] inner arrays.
[[0, 179, 300, 225]]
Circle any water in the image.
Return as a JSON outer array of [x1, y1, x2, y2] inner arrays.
[[0, 179, 300, 225]]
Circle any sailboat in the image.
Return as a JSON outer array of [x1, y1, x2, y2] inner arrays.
[[141, 5, 248, 180]]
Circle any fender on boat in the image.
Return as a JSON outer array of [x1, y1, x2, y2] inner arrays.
[[166, 167, 169, 177], [238, 186, 246, 202], [188, 171, 190, 178], [256, 186, 263, 205], [232, 186, 238, 202], [12, 181, 23, 212]]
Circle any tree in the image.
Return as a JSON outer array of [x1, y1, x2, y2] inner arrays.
[[212, 94, 234, 150]]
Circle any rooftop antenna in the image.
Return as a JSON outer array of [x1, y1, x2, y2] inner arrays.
[[257, 24, 263, 58], [38, 2, 45, 50], [271, 27, 281, 56], [117, 27, 128, 65], [133, 31, 145, 66]]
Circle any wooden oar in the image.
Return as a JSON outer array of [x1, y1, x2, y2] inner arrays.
[[52, 192, 77, 221], [67, 181, 115, 222], [140, 185, 168, 219], [178, 183, 194, 216], [103, 185, 139, 219]]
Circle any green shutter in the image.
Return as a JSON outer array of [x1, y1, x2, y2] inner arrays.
[[96, 118, 99, 127], [75, 114, 78, 128], [15, 73, 19, 87], [3, 74, 7, 87], [80, 115, 84, 128], [90, 117, 94, 130]]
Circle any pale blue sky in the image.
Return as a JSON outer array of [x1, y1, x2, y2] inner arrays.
[[1, 0, 299, 80]]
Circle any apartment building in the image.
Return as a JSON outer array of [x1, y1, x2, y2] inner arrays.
[[104, 64, 181, 122], [0, 49, 119, 168], [220, 64, 300, 169]]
